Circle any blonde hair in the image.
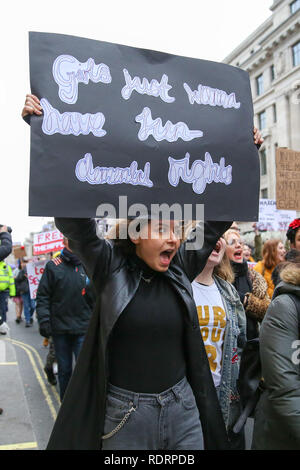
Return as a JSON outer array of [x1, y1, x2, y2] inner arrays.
[[213, 249, 235, 283], [223, 229, 240, 242]]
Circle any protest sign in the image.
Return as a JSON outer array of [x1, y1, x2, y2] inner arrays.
[[256, 199, 296, 232], [276, 148, 300, 210], [33, 229, 64, 255], [13, 245, 27, 259], [28, 32, 259, 220], [27, 259, 47, 299]]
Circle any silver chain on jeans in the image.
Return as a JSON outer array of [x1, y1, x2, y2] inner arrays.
[[101, 406, 136, 440]]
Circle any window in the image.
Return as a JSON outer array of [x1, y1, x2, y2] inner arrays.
[[273, 104, 277, 123], [258, 110, 266, 130], [256, 74, 264, 96], [292, 41, 300, 67], [290, 0, 300, 14], [261, 188, 268, 199], [260, 149, 267, 176], [270, 64, 275, 82]]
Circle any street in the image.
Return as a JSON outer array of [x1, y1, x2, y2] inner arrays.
[[0, 300, 60, 450]]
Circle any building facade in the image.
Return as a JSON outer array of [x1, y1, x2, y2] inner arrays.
[[224, 0, 300, 231]]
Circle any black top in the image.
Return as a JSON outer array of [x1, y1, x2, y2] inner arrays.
[[231, 260, 252, 303], [231, 259, 259, 339], [108, 255, 186, 393], [0, 232, 12, 261]]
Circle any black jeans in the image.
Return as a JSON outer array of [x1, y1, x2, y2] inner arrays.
[[52, 334, 84, 401]]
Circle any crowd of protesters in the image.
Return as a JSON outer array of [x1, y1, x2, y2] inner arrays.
[[2, 213, 300, 450], [1, 93, 300, 451]]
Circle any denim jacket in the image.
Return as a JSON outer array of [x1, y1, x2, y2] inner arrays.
[[213, 275, 247, 430]]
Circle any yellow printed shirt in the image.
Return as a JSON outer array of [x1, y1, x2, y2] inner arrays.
[[192, 280, 227, 387]]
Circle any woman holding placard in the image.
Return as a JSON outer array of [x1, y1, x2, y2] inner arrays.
[[22, 94, 263, 451]]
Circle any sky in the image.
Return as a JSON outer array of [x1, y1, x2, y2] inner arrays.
[[0, 0, 272, 244]]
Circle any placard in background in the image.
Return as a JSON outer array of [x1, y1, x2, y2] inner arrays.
[[276, 148, 300, 210]]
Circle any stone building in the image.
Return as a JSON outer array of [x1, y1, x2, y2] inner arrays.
[[224, 0, 300, 232]]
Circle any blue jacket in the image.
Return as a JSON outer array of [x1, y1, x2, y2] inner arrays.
[[214, 275, 247, 430]]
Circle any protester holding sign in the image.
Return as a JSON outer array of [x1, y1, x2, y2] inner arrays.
[[22, 78, 262, 450], [192, 237, 247, 449], [22, 28, 263, 450]]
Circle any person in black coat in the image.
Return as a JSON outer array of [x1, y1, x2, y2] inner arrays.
[[0, 226, 12, 261], [0, 226, 12, 415], [46, 217, 232, 450], [36, 237, 93, 400], [22, 94, 263, 450]]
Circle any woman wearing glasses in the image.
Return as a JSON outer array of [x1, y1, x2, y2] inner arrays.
[[224, 229, 270, 340]]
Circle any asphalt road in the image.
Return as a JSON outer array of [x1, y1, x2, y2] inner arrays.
[[1, 300, 60, 450]]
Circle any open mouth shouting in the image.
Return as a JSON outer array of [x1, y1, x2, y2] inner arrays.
[[232, 248, 243, 262], [159, 248, 176, 267]]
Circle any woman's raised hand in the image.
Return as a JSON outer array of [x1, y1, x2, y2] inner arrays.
[[21, 94, 42, 118]]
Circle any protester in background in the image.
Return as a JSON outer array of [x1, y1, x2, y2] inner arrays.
[[0, 258, 16, 325], [254, 239, 286, 298], [36, 237, 93, 400], [192, 237, 246, 449], [16, 259, 36, 327], [271, 249, 300, 288], [224, 229, 270, 340], [243, 243, 255, 263], [252, 260, 300, 449], [286, 218, 300, 253], [12, 259, 24, 323], [0, 226, 13, 335], [252, 224, 263, 262]]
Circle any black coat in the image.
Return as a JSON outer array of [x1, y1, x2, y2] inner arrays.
[[15, 268, 30, 295], [47, 218, 231, 450], [36, 250, 93, 335], [0, 232, 12, 261]]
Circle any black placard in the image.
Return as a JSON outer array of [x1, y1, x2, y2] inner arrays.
[[28, 31, 259, 220]]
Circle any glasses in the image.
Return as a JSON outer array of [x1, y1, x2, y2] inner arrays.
[[226, 238, 244, 247]]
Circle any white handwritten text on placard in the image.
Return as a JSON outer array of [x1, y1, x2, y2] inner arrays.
[[53, 55, 112, 105], [135, 107, 203, 142], [183, 82, 240, 109], [168, 152, 232, 194], [121, 69, 175, 103], [75, 153, 153, 187], [41, 98, 107, 137]]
